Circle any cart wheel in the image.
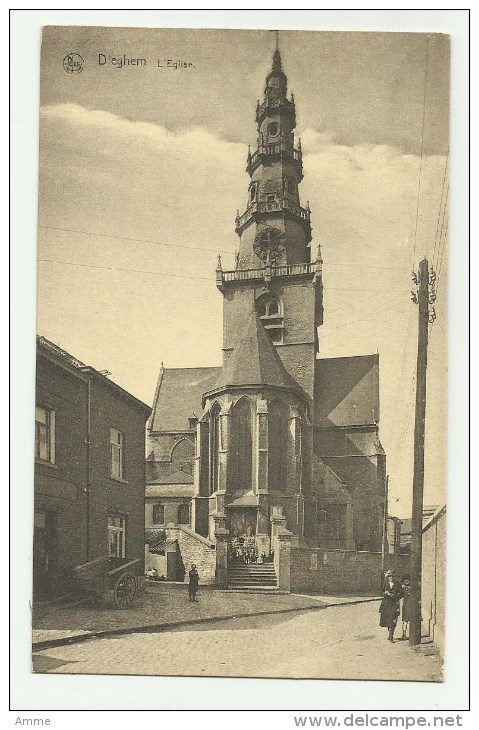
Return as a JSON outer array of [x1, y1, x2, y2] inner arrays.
[[114, 572, 137, 609]]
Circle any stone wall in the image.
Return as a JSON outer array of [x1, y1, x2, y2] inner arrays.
[[165, 526, 217, 585], [421, 506, 446, 657], [289, 547, 410, 595]]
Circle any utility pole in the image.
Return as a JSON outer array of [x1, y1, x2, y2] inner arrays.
[[381, 474, 390, 580], [409, 258, 436, 646]]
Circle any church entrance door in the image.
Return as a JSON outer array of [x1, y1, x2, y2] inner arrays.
[[229, 507, 257, 538]]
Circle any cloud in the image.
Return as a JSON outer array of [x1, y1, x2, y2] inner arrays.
[[37, 104, 447, 511]]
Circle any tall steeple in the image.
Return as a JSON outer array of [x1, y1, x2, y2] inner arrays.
[[234, 43, 312, 269], [217, 42, 323, 402]]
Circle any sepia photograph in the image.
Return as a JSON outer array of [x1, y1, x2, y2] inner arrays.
[[25, 21, 454, 688]]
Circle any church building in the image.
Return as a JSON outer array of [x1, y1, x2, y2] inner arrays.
[[146, 47, 386, 587]]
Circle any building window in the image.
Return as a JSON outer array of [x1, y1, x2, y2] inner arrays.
[[178, 503, 190, 525], [233, 398, 253, 490], [171, 438, 195, 476], [209, 403, 221, 495], [108, 515, 126, 558], [35, 406, 55, 463], [152, 504, 165, 525], [268, 400, 288, 492], [110, 427, 124, 480], [256, 295, 284, 344]]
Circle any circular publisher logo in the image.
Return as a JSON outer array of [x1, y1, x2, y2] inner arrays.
[[63, 53, 84, 74]]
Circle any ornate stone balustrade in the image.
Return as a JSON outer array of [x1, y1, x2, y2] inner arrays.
[[218, 261, 318, 288], [246, 143, 302, 177], [235, 196, 311, 235], [256, 97, 296, 126]]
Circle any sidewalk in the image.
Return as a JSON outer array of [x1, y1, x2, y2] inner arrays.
[[32, 582, 379, 650]]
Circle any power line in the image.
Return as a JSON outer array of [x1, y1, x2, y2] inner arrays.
[[40, 223, 410, 273], [431, 153, 449, 269], [38, 258, 214, 282], [411, 35, 430, 267], [390, 306, 416, 418], [38, 257, 411, 293], [39, 224, 236, 257], [322, 294, 406, 334]]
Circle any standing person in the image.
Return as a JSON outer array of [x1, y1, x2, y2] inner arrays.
[[400, 574, 412, 640], [188, 564, 199, 602], [379, 569, 404, 642]]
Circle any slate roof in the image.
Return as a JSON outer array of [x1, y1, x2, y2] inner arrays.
[[315, 354, 380, 428], [38, 336, 151, 414], [148, 339, 381, 437], [211, 313, 302, 395], [228, 491, 259, 507], [146, 461, 194, 485], [146, 484, 196, 498], [149, 366, 220, 432], [145, 529, 166, 547]]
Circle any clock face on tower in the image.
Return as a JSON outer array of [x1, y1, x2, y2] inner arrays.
[[253, 227, 286, 264]]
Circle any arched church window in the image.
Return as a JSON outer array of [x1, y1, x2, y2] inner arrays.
[[268, 399, 288, 492], [249, 182, 259, 204], [283, 176, 296, 198], [171, 438, 194, 476], [233, 398, 253, 490], [209, 404, 221, 495], [256, 294, 284, 344]]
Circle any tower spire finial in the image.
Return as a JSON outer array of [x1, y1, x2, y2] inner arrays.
[[271, 29, 282, 72]]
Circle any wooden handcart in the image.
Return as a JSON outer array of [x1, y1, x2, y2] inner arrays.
[[72, 556, 140, 609]]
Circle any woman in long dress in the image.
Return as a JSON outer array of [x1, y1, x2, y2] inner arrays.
[[379, 570, 404, 642]]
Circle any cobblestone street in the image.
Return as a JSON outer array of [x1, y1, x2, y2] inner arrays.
[[32, 582, 328, 643], [33, 600, 442, 682]]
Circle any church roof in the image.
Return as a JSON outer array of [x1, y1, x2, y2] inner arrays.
[[149, 366, 220, 432], [146, 461, 194, 485], [148, 348, 380, 435], [315, 354, 380, 428], [210, 313, 302, 396]]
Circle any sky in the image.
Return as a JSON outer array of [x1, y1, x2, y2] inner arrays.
[[37, 26, 450, 518]]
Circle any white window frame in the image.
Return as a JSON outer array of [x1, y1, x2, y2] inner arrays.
[[35, 406, 55, 464], [110, 427, 124, 480], [108, 515, 126, 558]]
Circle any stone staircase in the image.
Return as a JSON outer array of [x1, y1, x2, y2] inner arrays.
[[227, 562, 278, 589]]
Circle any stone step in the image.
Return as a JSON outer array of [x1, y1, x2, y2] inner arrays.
[[228, 565, 276, 571], [228, 572, 277, 578], [225, 587, 286, 594], [228, 576, 277, 584], [228, 580, 277, 588], [228, 566, 276, 572], [228, 561, 278, 589]]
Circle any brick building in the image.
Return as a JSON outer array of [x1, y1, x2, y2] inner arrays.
[[34, 337, 150, 598], [146, 48, 386, 587]]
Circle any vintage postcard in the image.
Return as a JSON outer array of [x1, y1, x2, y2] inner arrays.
[[31, 25, 449, 684]]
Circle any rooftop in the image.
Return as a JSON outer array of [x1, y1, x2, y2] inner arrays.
[[149, 366, 220, 432]]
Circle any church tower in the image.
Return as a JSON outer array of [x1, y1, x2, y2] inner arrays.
[[149, 41, 386, 583], [192, 45, 324, 552], [217, 45, 324, 402]]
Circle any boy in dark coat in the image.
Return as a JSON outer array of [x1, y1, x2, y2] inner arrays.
[[188, 564, 199, 602], [379, 570, 404, 642]]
